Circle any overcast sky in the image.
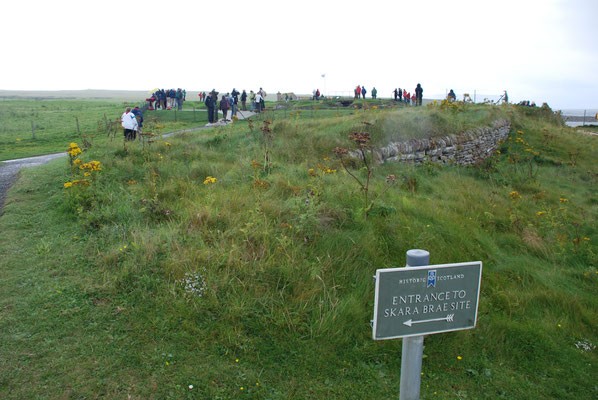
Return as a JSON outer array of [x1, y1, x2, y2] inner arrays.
[[1, 0, 596, 109]]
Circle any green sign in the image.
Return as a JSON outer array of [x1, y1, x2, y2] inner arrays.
[[372, 262, 482, 340]]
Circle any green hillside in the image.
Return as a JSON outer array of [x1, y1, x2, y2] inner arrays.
[[0, 102, 596, 399]]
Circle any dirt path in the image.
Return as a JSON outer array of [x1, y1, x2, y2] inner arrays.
[[0, 153, 66, 214]]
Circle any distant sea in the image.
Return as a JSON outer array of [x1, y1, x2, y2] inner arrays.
[[558, 109, 598, 127]]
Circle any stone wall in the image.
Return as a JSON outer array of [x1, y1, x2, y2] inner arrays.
[[372, 119, 511, 166]]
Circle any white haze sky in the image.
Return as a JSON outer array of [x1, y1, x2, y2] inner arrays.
[[1, 0, 596, 109]]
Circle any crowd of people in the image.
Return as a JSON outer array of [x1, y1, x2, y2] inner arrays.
[[203, 88, 267, 124], [351, 84, 423, 106], [390, 84, 424, 106], [121, 106, 144, 141], [128, 83, 518, 141], [518, 100, 537, 107], [147, 89, 186, 111]]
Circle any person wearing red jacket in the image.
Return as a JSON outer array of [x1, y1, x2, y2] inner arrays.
[[356, 85, 361, 99]]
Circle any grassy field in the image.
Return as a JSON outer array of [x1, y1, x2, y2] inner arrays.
[[0, 102, 596, 399], [0, 100, 209, 160]]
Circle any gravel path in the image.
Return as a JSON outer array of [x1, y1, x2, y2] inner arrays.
[[0, 111, 256, 215], [0, 153, 66, 214]]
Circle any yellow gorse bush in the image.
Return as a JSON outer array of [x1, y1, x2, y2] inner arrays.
[[509, 191, 522, 201], [79, 161, 102, 171], [63, 179, 91, 189], [203, 176, 217, 185], [67, 143, 82, 157]]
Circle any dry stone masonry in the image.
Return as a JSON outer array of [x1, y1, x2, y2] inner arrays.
[[373, 119, 511, 166]]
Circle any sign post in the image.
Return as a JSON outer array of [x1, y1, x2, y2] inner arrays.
[[400, 249, 429, 400], [372, 250, 482, 399]]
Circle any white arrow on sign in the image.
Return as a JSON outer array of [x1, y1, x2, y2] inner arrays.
[[403, 314, 454, 327]]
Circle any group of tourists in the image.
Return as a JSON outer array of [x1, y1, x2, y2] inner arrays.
[[392, 84, 424, 106], [353, 85, 380, 100], [147, 88, 186, 110], [518, 100, 537, 107], [121, 106, 144, 141], [203, 88, 267, 124], [354, 85, 367, 99]]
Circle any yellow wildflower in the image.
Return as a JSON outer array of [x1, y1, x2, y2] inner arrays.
[[250, 160, 263, 169], [203, 176, 217, 184], [509, 191, 522, 201], [537, 211, 545, 216], [64, 182, 73, 188]]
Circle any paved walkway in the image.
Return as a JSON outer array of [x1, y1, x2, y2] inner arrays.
[[0, 111, 256, 215]]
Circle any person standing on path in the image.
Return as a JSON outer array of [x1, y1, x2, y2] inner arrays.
[[121, 107, 138, 141], [255, 91, 263, 113], [371, 87, 377, 99], [259, 88, 266, 112], [241, 90, 247, 111], [231, 88, 240, 117], [176, 88, 184, 110], [356, 85, 361, 99], [211, 91, 219, 122], [220, 94, 230, 121], [398, 87, 402, 102], [415, 83, 423, 106], [361, 86, 367, 99], [249, 90, 256, 112], [205, 90, 216, 123]]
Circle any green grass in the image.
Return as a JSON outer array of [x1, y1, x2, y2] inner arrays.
[[0, 100, 208, 160], [0, 103, 596, 399]]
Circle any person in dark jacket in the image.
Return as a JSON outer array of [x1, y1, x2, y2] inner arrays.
[[131, 106, 144, 134], [398, 87, 402, 102], [415, 83, 423, 106], [240, 90, 247, 111], [220, 94, 230, 121], [176, 88, 184, 110], [361, 86, 366, 99], [447, 89, 456, 102], [205, 90, 216, 123], [159, 89, 166, 110], [231, 88, 240, 117]]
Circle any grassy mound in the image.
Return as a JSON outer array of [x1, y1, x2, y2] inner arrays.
[[0, 104, 596, 399]]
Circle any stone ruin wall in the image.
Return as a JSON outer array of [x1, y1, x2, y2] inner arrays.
[[372, 119, 511, 166]]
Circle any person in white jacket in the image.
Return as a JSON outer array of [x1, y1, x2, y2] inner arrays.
[[121, 107, 138, 141]]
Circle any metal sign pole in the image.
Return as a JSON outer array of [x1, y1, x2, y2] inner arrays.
[[399, 249, 430, 400]]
